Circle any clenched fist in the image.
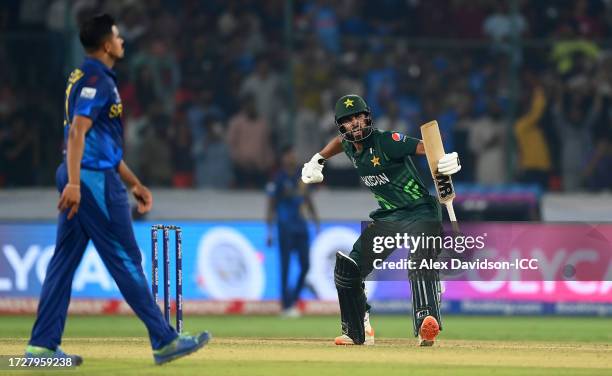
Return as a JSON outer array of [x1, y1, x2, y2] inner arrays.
[[437, 152, 461, 175], [301, 153, 326, 184]]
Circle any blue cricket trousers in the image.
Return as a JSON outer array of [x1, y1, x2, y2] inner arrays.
[[29, 163, 177, 350], [278, 226, 310, 310]]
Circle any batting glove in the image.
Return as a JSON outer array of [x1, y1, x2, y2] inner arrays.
[[437, 152, 461, 175], [301, 153, 325, 184]]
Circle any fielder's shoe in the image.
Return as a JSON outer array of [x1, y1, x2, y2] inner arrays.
[[334, 312, 375, 345], [418, 315, 440, 347], [153, 331, 211, 365], [24, 345, 83, 366], [280, 306, 301, 318]]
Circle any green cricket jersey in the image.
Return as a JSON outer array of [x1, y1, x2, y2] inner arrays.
[[341, 129, 441, 221]]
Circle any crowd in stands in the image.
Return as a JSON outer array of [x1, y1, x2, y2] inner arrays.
[[0, 0, 610, 192]]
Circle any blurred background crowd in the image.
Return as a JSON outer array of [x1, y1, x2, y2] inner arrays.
[[0, 0, 611, 192]]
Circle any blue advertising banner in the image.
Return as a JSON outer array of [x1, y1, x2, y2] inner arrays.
[[1, 221, 610, 317], [0, 221, 365, 301]]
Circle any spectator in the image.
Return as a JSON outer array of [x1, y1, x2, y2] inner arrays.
[[170, 110, 194, 187], [514, 75, 551, 190], [138, 112, 173, 186], [193, 118, 233, 189], [573, 0, 605, 38], [1, 1, 610, 192], [130, 37, 180, 113], [239, 57, 282, 140], [289, 99, 326, 164], [551, 24, 600, 75], [227, 95, 273, 188], [2, 113, 39, 186], [304, 0, 340, 54], [552, 81, 603, 191], [377, 101, 408, 133], [583, 126, 612, 191], [451, 0, 487, 39], [186, 89, 225, 153], [483, 2, 528, 42], [467, 101, 507, 185], [582, 61, 612, 190], [116, 4, 149, 48]]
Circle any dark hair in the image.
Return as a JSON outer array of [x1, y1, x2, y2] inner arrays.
[[79, 14, 115, 52]]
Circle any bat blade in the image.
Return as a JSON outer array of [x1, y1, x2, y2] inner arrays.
[[420, 121, 459, 229]]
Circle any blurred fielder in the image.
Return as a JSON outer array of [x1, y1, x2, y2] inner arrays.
[[301, 95, 460, 346], [266, 146, 319, 317], [25, 14, 209, 365]]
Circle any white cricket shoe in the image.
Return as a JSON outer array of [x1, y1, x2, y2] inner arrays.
[[334, 312, 375, 345], [280, 306, 301, 318]]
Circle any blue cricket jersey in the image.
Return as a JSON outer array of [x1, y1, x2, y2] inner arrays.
[[266, 169, 308, 233], [63, 57, 124, 170]]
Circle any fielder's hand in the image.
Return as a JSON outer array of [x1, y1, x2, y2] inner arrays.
[[437, 152, 461, 175], [58, 183, 81, 220], [301, 153, 325, 184], [132, 184, 153, 214]]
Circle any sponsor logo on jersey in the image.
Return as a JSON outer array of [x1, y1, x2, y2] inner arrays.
[[80, 87, 97, 99], [392, 132, 402, 141], [361, 173, 390, 187]]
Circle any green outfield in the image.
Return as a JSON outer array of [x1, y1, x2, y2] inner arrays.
[[0, 315, 610, 375]]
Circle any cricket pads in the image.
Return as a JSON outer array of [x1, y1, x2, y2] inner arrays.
[[334, 252, 366, 344]]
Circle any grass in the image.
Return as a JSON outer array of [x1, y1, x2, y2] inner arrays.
[[0, 315, 610, 375]]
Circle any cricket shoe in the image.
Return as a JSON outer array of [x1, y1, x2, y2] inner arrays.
[[334, 313, 375, 345], [280, 306, 301, 318], [25, 345, 83, 366], [418, 315, 440, 347], [153, 331, 211, 365]]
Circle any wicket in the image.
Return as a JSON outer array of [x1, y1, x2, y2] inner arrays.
[[151, 224, 183, 333]]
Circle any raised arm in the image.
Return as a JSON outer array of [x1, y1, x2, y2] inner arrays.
[[301, 136, 343, 184], [319, 135, 344, 159]]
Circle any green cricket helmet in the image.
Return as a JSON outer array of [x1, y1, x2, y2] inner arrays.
[[334, 94, 374, 142]]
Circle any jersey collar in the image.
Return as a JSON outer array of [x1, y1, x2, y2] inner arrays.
[[84, 56, 117, 80]]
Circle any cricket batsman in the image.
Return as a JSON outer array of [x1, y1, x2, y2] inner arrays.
[[25, 14, 210, 365], [301, 94, 461, 346]]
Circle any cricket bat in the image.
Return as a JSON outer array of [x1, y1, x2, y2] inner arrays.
[[420, 121, 459, 233]]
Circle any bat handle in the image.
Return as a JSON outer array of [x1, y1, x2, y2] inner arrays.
[[444, 201, 460, 233]]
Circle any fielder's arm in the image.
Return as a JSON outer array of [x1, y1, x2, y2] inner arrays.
[[118, 160, 153, 214], [265, 195, 276, 246], [58, 115, 93, 219], [302, 183, 320, 231]]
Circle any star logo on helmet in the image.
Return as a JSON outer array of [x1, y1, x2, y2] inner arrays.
[[344, 98, 354, 108]]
